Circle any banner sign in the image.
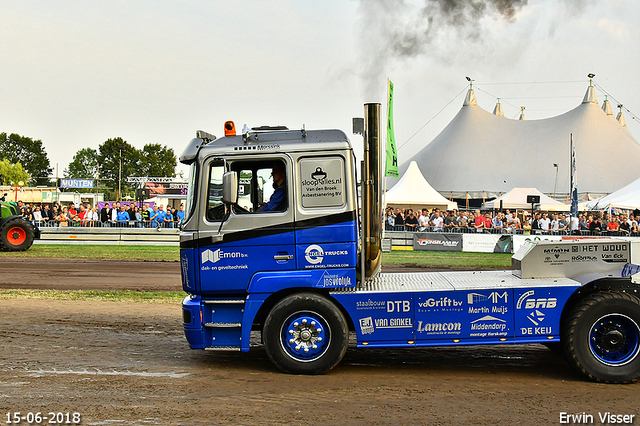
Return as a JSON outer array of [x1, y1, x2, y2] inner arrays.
[[512, 235, 562, 253], [145, 181, 188, 195], [462, 234, 502, 253], [60, 178, 94, 189], [413, 233, 462, 252], [385, 79, 399, 178]]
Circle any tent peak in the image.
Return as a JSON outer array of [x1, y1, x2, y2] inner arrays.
[[582, 85, 598, 104], [463, 89, 478, 107], [602, 97, 613, 116], [493, 99, 504, 117]]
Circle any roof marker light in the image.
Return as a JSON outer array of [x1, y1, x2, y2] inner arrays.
[[224, 121, 236, 136]]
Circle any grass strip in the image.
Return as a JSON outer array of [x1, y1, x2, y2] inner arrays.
[[0, 245, 180, 261], [383, 250, 512, 268], [1, 245, 512, 268], [0, 289, 185, 304]]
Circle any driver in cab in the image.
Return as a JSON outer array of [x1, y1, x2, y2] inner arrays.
[[260, 162, 287, 212]]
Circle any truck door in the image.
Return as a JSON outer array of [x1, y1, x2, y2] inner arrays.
[[294, 155, 358, 274], [196, 156, 296, 294]]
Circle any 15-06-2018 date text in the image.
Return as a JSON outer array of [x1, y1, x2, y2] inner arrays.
[[5, 412, 81, 425]]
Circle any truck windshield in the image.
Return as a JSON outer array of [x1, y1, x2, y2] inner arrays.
[[184, 163, 197, 221]]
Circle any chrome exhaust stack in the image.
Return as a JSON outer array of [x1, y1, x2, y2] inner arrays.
[[362, 103, 382, 280]]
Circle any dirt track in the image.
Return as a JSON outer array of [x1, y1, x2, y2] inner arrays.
[[1, 258, 639, 425]]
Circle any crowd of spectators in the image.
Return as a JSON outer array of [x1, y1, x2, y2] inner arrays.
[[14, 200, 185, 229], [385, 207, 640, 236]]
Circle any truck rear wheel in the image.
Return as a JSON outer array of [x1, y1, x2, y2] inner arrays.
[[563, 291, 640, 383], [0, 218, 35, 251], [263, 293, 348, 375]]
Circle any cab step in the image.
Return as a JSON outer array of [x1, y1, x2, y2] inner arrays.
[[204, 322, 242, 328], [205, 346, 241, 351]]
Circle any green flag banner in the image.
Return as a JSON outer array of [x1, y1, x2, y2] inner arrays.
[[386, 79, 399, 177]]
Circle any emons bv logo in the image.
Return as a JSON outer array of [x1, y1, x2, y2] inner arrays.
[[201, 249, 247, 264]]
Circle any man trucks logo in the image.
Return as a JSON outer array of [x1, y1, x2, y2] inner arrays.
[[359, 317, 374, 335], [305, 244, 324, 264], [201, 249, 247, 264]]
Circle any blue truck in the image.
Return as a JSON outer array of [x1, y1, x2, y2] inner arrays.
[[179, 104, 640, 383]]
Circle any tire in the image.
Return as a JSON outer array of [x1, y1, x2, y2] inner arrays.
[[263, 293, 348, 375], [0, 218, 35, 251], [563, 291, 640, 383]]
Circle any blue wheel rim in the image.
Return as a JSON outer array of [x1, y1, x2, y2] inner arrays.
[[280, 311, 330, 362], [589, 314, 640, 366]]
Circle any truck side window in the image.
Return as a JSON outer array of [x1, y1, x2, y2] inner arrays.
[[231, 160, 287, 213], [206, 162, 226, 221]]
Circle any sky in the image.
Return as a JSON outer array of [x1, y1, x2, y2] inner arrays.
[[2, 0, 639, 181]]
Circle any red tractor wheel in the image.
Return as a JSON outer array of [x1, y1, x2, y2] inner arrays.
[[0, 218, 35, 251]]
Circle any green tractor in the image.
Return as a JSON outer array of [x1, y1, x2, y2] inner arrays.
[[0, 193, 39, 251]]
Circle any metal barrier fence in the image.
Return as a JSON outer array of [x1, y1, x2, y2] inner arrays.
[[30, 219, 180, 229], [385, 225, 640, 237]]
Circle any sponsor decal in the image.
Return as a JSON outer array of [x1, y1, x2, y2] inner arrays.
[[387, 300, 411, 313], [304, 244, 350, 268], [571, 255, 597, 262], [543, 247, 569, 254], [467, 291, 508, 304], [356, 299, 386, 310], [200, 249, 248, 271], [517, 290, 555, 335], [316, 271, 352, 288], [469, 315, 508, 337], [622, 263, 640, 277], [181, 254, 190, 288], [417, 296, 464, 313], [416, 238, 460, 247], [418, 297, 463, 308], [416, 321, 462, 335], [202, 248, 247, 264], [305, 244, 324, 265], [374, 317, 413, 329], [359, 317, 374, 335], [467, 292, 509, 314]]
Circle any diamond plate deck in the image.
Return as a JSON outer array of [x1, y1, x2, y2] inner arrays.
[[333, 270, 580, 294]]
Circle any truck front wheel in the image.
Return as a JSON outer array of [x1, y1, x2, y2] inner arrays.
[[563, 291, 640, 383], [263, 293, 348, 375]]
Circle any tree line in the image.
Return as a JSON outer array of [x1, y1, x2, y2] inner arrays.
[[0, 132, 176, 199]]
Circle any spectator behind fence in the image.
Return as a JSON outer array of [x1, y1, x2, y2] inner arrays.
[[101, 203, 111, 226], [404, 211, 418, 230], [141, 203, 150, 226], [431, 211, 444, 232], [176, 204, 185, 226], [117, 206, 129, 226]]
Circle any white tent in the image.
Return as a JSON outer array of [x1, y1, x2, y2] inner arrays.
[[385, 161, 458, 211], [583, 176, 640, 211], [484, 187, 568, 211], [399, 85, 640, 199]]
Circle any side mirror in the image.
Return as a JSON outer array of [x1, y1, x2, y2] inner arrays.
[[222, 171, 238, 205]]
